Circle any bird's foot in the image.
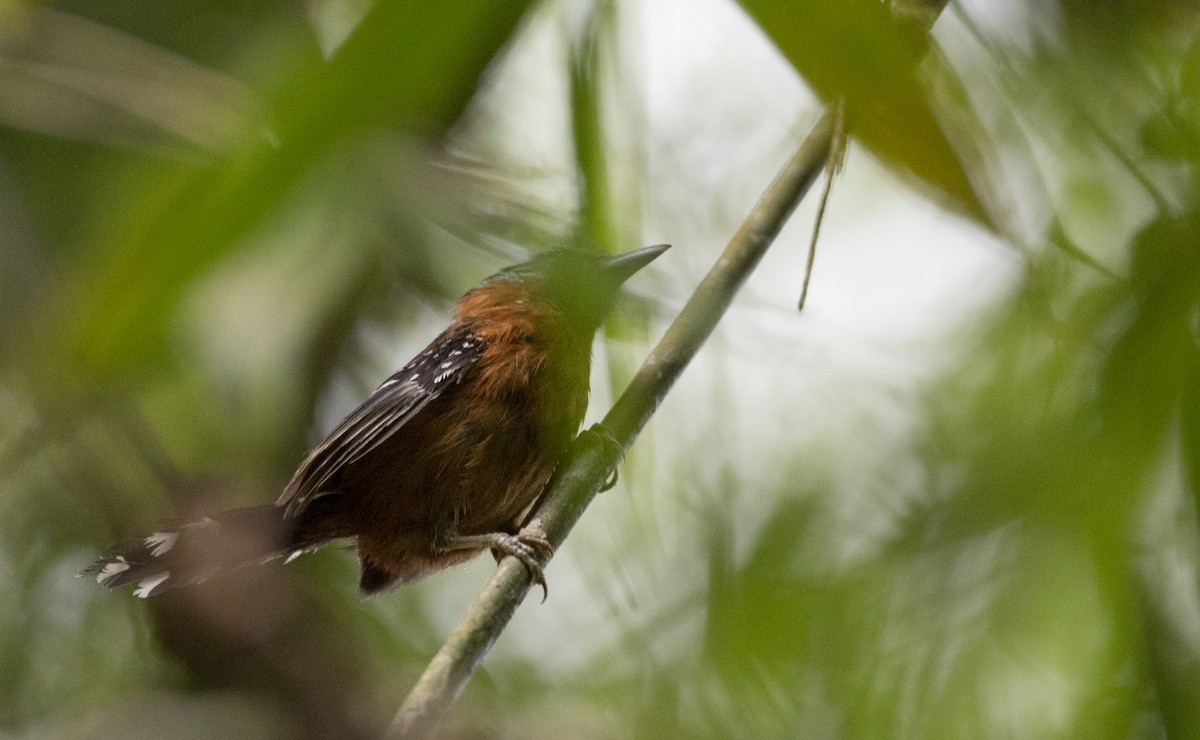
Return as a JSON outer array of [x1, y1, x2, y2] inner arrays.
[[585, 424, 624, 492], [445, 529, 555, 602]]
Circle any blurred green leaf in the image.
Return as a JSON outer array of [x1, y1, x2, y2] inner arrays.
[[739, 0, 990, 224], [21, 0, 533, 397]]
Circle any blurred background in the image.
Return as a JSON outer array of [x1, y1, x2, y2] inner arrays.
[[2, 0, 1199, 737]]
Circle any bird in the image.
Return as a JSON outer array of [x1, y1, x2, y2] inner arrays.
[[82, 244, 668, 598]]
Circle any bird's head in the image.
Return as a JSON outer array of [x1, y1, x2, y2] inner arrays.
[[480, 244, 669, 334]]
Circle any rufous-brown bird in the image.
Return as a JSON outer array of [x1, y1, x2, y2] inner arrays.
[[83, 244, 667, 597]]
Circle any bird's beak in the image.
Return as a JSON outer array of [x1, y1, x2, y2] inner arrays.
[[600, 244, 670, 284]]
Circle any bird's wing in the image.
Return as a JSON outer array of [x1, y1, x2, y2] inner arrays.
[[277, 326, 485, 517]]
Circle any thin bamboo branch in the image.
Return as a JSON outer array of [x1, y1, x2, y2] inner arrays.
[[798, 98, 845, 311], [388, 109, 835, 738]]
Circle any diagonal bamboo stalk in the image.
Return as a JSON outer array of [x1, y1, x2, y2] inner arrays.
[[389, 109, 835, 738]]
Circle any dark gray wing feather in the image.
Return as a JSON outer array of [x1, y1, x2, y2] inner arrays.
[[278, 327, 485, 517]]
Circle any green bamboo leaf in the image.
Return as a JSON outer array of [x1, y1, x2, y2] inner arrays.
[[24, 0, 533, 396], [739, 0, 990, 224]]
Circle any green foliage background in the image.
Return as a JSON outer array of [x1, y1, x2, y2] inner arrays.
[[1, 0, 1199, 737]]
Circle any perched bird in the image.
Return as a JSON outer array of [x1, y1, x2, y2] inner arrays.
[[83, 245, 668, 598]]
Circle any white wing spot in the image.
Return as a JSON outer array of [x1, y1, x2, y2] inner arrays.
[[134, 572, 170, 598], [97, 560, 130, 584], [145, 531, 179, 557], [285, 550, 303, 564]]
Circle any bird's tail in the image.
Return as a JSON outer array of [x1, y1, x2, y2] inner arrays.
[[80, 504, 329, 598]]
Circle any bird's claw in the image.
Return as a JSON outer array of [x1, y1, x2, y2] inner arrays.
[[489, 532, 555, 602], [586, 423, 625, 493], [588, 423, 624, 458], [600, 467, 619, 491]]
